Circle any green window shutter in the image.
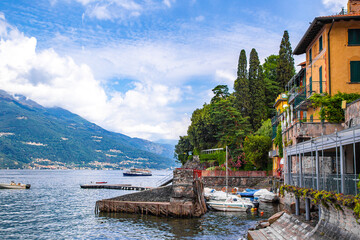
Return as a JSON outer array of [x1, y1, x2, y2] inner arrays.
[[309, 76, 312, 93], [319, 66, 323, 93], [348, 29, 360, 45], [319, 36, 323, 51], [310, 115, 313, 122], [309, 48, 312, 62], [350, 61, 360, 83]]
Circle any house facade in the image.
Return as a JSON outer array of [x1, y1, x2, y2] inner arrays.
[[280, 0, 360, 195]]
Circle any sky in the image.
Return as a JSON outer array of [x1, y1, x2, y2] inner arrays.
[[0, 0, 348, 144]]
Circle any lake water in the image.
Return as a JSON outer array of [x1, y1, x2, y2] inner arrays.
[[0, 170, 281, 239]]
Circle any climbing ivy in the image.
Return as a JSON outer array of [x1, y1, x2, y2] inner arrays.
[[280, 185, 360, 219]]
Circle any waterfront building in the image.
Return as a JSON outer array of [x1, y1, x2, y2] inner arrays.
[[280, 0, 360, 195], [269, 93, 288, 178]]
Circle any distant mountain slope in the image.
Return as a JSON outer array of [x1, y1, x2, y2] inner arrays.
[[0, 90, 175, 169]]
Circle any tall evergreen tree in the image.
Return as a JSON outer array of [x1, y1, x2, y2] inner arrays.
[[248, 48, 266, 131], [234, 49, 250, 118], [277, 30, 295, 90], [263, 55, 280, 118]]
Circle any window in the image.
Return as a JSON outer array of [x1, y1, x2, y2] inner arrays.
[[350, 61, 360, 83], [319, 66, 323, 93], [319, 35, 323, 52], [310, 115, 313, 122], [348, 29, 360, 45], [309, 48, 312, 63]]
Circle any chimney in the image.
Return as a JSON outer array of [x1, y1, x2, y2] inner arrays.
[[348, 0, 360, 14]]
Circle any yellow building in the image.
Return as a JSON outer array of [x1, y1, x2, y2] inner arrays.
[[270, 93, 288, 178], [293, 0, 360, 121]]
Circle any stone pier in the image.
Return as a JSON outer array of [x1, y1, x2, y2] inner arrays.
[[95, 169, 207, 218]]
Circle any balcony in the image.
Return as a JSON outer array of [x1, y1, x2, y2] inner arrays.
[[284, 120, 344, 144], [269, 149, 279, 158]]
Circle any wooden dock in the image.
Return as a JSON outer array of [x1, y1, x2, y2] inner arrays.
[[80, 184, 151, 191]]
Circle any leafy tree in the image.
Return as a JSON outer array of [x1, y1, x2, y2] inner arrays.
[[248, 48, 266, 131], [277, 30, 295, 89], [310, 92, 360, 123], [263, 55, 280, 118], [187, 104, 217, 151], [273, 124, 283, 158], [174, 136, 193, 165], [211, 85, 230, 103], [210, 94, 250, 154], [243, 135, 272, 170], [255, 119, 272, 138], [234, 49, 250, 118]]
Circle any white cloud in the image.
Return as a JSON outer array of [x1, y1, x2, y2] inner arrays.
[[0, 16, 188, 141], [195, 15, 205, 22], [163, 0, 175, 8], [322, 0, 347, 11], [75, 0, 173, 21]]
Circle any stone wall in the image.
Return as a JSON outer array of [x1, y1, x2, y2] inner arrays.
[[282, 192, 360, 239], [345, 98, 360, 129], [171, 168, 196, 203], [307, 204, 360, 239], [109, 185, 172, 202], [202, 176, 271, 189]]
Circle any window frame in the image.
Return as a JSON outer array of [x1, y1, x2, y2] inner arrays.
[[350, 61, 360, 83], [319, 35, 323, 52], [348, 29, 360, 46]]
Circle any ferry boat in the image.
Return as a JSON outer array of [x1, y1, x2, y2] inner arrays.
[[0, 181, 31, 189], [123, 167, 152, 176]]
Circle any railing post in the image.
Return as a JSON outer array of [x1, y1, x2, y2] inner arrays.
[[340, 140, 345, 194], [305, 197, 311, 221], [316, 148, 320, 190], [299, 150, 303, 188], [353, 129, 357, 195], [295, 197, 300, 216]]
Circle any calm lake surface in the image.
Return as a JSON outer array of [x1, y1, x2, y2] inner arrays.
[[0, 170, 281, 239]]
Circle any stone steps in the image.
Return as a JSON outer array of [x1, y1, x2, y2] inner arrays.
[[248, 213, 314, 240]]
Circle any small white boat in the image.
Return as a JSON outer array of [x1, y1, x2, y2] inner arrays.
[[253, 189, 279, 203], [207, 196, 254, 212], [0, 181, 31, 189]]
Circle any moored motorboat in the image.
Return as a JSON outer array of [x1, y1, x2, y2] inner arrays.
[[253, 189, 279, 203], [207, 196, 254, 212], [0, 181, 31, 189], [123, 167, 152, 176]]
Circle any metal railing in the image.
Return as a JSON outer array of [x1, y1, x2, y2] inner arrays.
[[156, 172, 173, 187], [289, 173, 359, 195]]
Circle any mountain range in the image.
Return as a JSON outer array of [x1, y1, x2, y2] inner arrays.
[[0, 90, 177, 169]]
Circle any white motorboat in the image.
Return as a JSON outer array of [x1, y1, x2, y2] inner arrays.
[[207, 196, 254, 212], [0, 181, 31, 189], [253, 189, 279, 203]]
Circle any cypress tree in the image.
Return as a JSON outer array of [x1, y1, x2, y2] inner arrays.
[[277, 30, 295, 90], [248, 48, 266, 131], [234, 49, 250, 118]]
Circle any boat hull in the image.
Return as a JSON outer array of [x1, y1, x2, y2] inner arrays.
[[0, 183, 31, 189], [207, 201, 251, 212]]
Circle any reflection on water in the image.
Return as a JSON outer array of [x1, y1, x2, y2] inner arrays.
[[0, 170, 282, 240]]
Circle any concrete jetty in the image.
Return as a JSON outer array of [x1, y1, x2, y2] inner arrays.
[[95, 169, 207, 218], [80, 184, 151, 191]]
